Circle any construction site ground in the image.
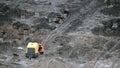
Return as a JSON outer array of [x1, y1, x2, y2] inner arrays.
[[0, 0, 120, 68]]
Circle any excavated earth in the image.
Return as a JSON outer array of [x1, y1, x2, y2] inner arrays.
[[0, 0, 120, 68]]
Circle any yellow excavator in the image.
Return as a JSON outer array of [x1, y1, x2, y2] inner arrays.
[[25, 42, 45, 59]]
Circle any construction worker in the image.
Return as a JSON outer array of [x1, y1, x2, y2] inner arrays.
[[39, 44, 45, 55]]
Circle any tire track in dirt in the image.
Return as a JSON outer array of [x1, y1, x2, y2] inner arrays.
[[93, 40, 120, 68], [42, 0, 99, 46]]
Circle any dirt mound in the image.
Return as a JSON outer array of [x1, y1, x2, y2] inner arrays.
[[92, 18, 120, 36], [100, 5, 120, 16]]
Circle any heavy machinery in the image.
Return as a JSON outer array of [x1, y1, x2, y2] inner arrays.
[[25, 42, 45, 59], [25, 42, 39, 58]]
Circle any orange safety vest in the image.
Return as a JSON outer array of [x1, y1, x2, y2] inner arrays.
[[40, 45, 45, 53]]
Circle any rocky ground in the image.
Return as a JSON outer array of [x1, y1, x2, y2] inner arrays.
[[0, 0, 120, 68]]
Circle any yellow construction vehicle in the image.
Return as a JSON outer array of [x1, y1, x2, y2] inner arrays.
[[25, 42, 39, 58]]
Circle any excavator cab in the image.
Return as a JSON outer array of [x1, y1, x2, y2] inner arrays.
[[25, 42, 39, 58]]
